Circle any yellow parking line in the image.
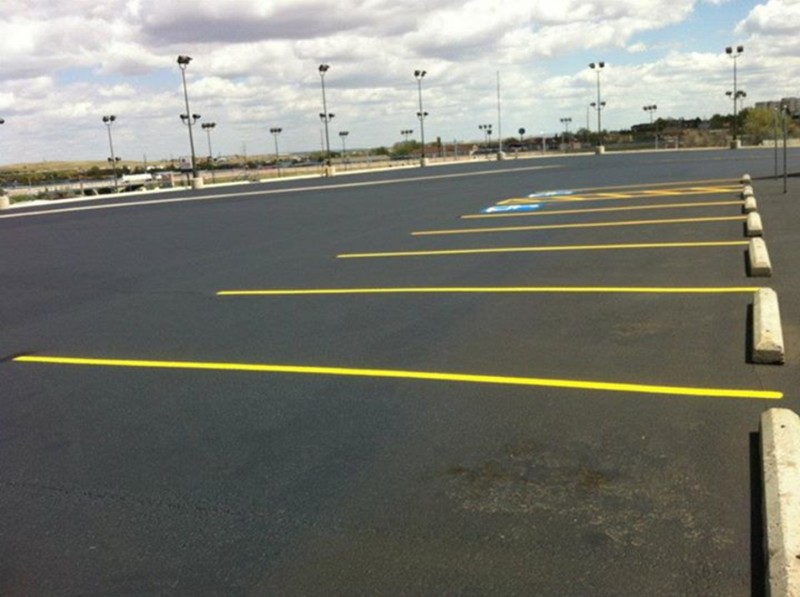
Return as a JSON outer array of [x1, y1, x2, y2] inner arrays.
[[413, 215, 746, 236], [497, 186, 739, 206], [12, 355, 782, 400], [462, 200, 742, 220], [217, 286, 760, 296], [337, 241, 748, 259]]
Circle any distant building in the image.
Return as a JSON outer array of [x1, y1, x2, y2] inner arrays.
[[755, 97, 800, 116]]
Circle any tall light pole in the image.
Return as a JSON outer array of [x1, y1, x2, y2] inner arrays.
[[339, 130, 349, 169], [180, 112, 202, 179], [102, 115, 119, 192], [773, 107, 779, 179], [725, 45, 744, 147], [643, 105, 658, 149], [177, 55, 199, 180], [0, 118, 6, 209], [401, 129, 413, 143], [201, 122, 216, 183], [559, 117, 572, 150], [414, 70, 427, 167], [589, 61, 605, 151], [318, 64, 333, 171], [478, 124, 492, 152], [270, 127, 282, 175]]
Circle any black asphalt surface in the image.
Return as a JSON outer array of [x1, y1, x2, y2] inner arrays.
[[2, 148, 800, 595]]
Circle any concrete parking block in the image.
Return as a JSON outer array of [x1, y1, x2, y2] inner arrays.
[[742, 173, 752, 184], [749, 238, 773, 277], [753, 288, 785, 364], [742, 185, 755, 199], [748, 212, 764, 237], [760, 408, 800, 597], [744, 196, 758, 213]]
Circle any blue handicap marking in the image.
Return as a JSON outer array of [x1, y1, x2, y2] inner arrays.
[[527, 190, 574, 198], [481, 204, 542, 214]]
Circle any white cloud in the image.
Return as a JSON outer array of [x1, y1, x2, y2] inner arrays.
[[1, 0, 799, 164]]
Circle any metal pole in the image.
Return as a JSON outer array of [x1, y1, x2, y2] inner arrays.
[[205, 126, 215, 183], [783, 106, 788, 194], [319, 65, 332, 167], [773, 108, 779, 179], [733, 56, 738, 141], [415, 70, 427, 166], [596, 70, 602, 140], [103, 116, 118, 192], [496, 71, 503, 159], [178, 59, 197, 178]]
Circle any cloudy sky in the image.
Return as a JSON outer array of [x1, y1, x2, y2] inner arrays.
[[0, 0, 798, 165]]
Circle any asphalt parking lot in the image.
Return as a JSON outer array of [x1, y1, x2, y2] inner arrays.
[[2, 149, 799, 595]]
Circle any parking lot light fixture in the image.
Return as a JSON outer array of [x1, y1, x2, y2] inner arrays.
[[559, 117, 572, 149], [478, 124, 492, 150], [643, 105, 658, 149], [102, 115, 119, 192], [201, 122, 216, 182], [725, 45, 744, 145], [589, 61, 606, 147], [339, 130, 349, 169], [177, 55, 199, 178], [414, 70, 427, 166], [270, 127, 282, 171], [318, 64, 333, 167]]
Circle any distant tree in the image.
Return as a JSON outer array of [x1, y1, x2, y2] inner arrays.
[[743, 107, 776, 144], [709, 113, 729, 129]]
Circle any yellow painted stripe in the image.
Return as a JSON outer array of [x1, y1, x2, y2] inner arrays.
[[337, 240, 749, 259], [462, 200, 742, 220], [413, 216, 746, 236], [497, 187, 740, 207], [12, 355, 782, 400], [217, 286, 761, 296]]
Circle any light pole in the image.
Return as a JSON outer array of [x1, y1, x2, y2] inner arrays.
[[102, 115, 119, 192], [773, 107, 779, 179], [414, 70, 427, 167], [589, 61, 605, 152], [589, 101, 605, 144], [180, 113, 202, 180], [725, 45, 744, 147], [318, 64, 333, 172], [177, 55, 200, 182], [479, 124, 492, 153], [726, 90, 746, 140], [559, 117, 572, 150], [643, 105, 658, 149], [401, 129, 413, 143], [782, 102, 788, 194], [0, 118, 6, 208], [339, 131, 349, 169], [201, 122, 216, 183], [270, 127, 282, 175]]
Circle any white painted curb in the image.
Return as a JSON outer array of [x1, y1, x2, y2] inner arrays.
[[0, 194, 9, 210], [753, 288, 785, 364], [748, 212, 765, 237], [744, 197, 758, 213], [761, 408, 800, 597], [750, 238, 773, 277]]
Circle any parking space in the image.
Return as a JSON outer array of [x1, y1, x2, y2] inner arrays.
[[1, 152, 795, 594]]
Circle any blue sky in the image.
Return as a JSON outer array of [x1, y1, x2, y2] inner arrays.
[[0, 0, 798, 165]]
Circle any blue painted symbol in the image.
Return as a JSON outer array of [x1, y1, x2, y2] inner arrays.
[[527, 190, 574, 198], [481, 204, 541, 214]]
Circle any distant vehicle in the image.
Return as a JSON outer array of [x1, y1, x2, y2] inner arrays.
[[120, 173, 154, 189]]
